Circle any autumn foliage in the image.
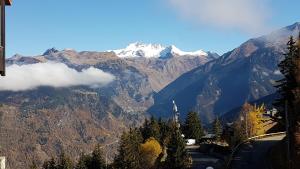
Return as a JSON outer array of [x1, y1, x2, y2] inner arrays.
[[140, 137, 162, 168], [232, 103, 266, 145]]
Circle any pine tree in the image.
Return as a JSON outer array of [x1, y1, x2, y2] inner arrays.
[[158, 118, 172, 146], [150, 117, 161, 140], [165, 130, 191, 169], [89, 144, 105, 169], [75, 154, 90, 169], [141, 118, 150, 139], [56, 152, 73, 169], [114, 128, 143, 169], [273, 36, 298, 125], [76, 144, 106, 169], [29, 160, 38, 169], [183, 112, 204, 142], [141, 117, 160, 141], [43, 158, 57, 169], [294, 33, 300, 168], [212, 117, 222, 141], [273, 35, 300, 168]]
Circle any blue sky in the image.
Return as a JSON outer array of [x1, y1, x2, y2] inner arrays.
[[6, 0, 300, 57]]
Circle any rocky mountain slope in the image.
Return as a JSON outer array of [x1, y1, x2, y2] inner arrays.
[[0, 87, 132, 168], [0, 44, 215, 168], [221, 93, 278, 123], [148, 22, 300, 123]]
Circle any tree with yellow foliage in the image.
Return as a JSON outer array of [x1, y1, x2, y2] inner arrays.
[[140, 137, 162, 169], [248, 104, 266, 137], [233, 103, 266, 145]]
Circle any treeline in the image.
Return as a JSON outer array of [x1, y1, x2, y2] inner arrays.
[[30, 102, 273, 169], [32, 112, 210, 169], [31, 104, 270, 169], [114, 117, 189, 169]]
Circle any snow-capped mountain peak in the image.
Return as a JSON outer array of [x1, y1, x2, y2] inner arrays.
[[111, 42, 165, 58], [109, 42, 207, 58], [161, 45, 208, 58]]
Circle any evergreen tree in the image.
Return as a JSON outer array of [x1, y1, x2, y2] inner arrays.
[[183, 112, 204, 142], [150, 116, 161, 140], [114, 128, 143, 169], [89, 144, 105, 169], [43, 158, 57, 169], [158, 118, 172, 146], [141, 118, 150, 139], [29, 160, 38, 169], [273, 36, 298, 125], [165, 130, 191, 169], [273, 35, 300, 168], [294, 33, 300, 168], [56, 152, 73, 169], [76, 144, 105, 169], [212, 117, 222, 141], [75, 154, 90, 169], [141, 117, 160, 141]]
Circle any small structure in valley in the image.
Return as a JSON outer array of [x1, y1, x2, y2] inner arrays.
[[200, 134, 216, 143], [186, 139, 196, 146]]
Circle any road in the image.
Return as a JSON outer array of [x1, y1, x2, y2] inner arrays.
[[229, 134, 285, 169], [186, 145, 224, 169]]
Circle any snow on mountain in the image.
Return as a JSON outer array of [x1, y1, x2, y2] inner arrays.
[[160, 45, 208, 58], [110, 42, 208, 58], [111, 42, 165, 58]]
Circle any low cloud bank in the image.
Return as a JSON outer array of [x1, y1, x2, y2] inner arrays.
[[167, 0, 271, 34], [0, 62, 115, 91]]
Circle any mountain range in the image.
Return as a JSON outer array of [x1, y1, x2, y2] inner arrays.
[[149, 22, 300, 123], [110, 42, 210, 59], [0, 22, 299, 168], [0, 43, 215, 168]]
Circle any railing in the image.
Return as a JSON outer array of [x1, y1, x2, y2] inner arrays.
[[246, 132, 286, 141], [225, 132, 286, 169]]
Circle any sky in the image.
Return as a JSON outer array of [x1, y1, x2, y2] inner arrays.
[[5, 0, 300, 57]]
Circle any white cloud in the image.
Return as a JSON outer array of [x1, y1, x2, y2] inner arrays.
[[167, 0, 271, 34], [0, 62, 115, 91]]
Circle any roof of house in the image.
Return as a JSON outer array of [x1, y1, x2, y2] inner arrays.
[[5, 0, 12, 5], [201, 134, 216, 139]]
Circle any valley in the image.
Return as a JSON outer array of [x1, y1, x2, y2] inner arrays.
[[0, 22, 299, 168]]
